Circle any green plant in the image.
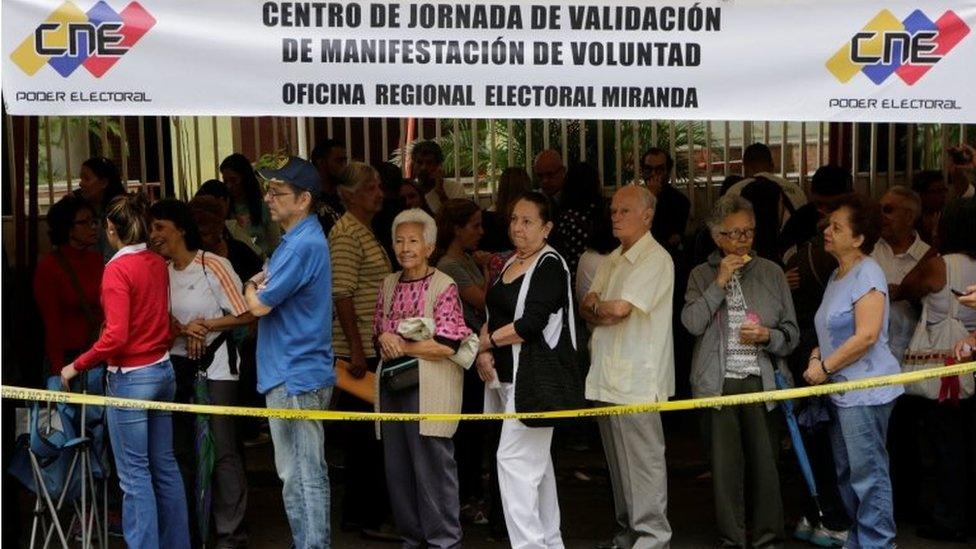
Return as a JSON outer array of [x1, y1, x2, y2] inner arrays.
[[390, 119, 716, 191]]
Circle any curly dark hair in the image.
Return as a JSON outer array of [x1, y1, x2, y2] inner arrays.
[[150, 198, 203, 251], [46, 194, 96, 246]]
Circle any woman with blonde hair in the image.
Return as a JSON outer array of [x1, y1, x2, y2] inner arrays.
[[61, 193, 190, 549]]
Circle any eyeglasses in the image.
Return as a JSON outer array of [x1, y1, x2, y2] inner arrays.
[[718, 227, 755, 240], [264, 188, 295, 199], [640, 164, 669, 177]]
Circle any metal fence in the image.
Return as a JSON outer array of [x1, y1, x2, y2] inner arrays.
[[3, 112, 973, 269]]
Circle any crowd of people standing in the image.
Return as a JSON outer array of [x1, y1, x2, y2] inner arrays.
[[29, 138, 976, 549]]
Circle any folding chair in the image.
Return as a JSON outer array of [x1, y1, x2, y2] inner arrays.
[[8, 371, 110, 548]]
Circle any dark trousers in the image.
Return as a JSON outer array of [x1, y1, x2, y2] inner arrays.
[[887, 395, 926, 521], [174, 376, 249, 548], [455, 366, 486, 504], [710, 376, 784, 548], [381, 386, 462, 549], [335, 356, 390, 530], [920, 397, 976, 533]]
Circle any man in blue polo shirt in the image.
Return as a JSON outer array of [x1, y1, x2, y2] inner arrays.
[[244, 157, 335, 549]]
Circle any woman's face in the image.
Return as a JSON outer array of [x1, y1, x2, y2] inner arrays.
[[78, 165, 107, 204], [824, 206, 863, 256], [68, 208, 99, 248], [714, 211, 755, 257], [509, 199, 551, 253], [400, 182, 424, 209], [394, 222, 433, 272], [149, 218, 185, 259], [455, 210, 484, 251], [220, 168, 245, 200]]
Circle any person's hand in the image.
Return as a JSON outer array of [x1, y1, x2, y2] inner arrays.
[[476, 352, 496, 383], [785, 267, 800, 290], [958, 284, 976, 309], [803, 359, 829, 385], [716, 254, 746, 287], [187, 336, 205, 360], [60, 363, 79, 389], [378, 332, 405, 361], [954, 333, 976, 362], [739, 323, 770, 344], [184, 318, 210, 339], [348, 348, 369, 379], [472, 250, 492, 268], [479, 331, 493, 353], [248, 271, 267, 288]]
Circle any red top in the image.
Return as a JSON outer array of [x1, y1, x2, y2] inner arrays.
[[74, 245, 171, 371], [33, 246, 105, 374]]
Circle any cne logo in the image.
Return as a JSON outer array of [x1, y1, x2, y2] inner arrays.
[[10, 1, 155, 78], [827, 9, 969, 85]]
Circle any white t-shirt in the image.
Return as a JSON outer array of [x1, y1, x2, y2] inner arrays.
[[169, 251, 249, 380], [425, 179, 467, 214]]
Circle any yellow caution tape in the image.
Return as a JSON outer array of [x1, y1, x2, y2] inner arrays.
[[2, 361, 974, 422]]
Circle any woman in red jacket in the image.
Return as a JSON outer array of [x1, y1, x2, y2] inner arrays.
[[60, 193, 190, 549], [34, 195, 104, 375]]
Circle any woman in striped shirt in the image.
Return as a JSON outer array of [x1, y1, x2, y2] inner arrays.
[[149, 199, 254, 548]]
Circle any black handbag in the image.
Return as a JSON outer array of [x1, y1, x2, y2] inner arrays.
[[379, 356, 420, 392], [171, 332, 234, 402], [514, 309, 585, 428]]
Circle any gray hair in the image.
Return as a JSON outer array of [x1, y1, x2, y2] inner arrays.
[[392, 208, 437, 246], [707, 194, 755, 237], [337, 161, 378, 206], [627, 183, 657, 211], [884, 185, 922, 218]]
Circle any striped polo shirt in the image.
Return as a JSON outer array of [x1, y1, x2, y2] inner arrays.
[[329, 212, 392, 358]]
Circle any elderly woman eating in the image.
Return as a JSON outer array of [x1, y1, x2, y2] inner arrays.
[[372, 208, 476, 549], [682, 194, 799, 548]]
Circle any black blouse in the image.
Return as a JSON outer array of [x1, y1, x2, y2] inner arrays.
[[485, 254, 569, 382]]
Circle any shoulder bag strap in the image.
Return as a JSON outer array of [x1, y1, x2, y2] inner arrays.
[[53, 249, 100, 342]]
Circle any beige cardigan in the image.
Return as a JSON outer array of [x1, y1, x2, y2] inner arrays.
[[375, 269, 469, 438]]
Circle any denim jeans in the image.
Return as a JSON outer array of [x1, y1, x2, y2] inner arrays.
[[266, 384, 333, 549], [106, 360, 190, 549], [828, 401, 896, 549]]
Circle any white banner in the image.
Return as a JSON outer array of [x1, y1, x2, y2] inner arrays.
[[3, 0, 975, 121]]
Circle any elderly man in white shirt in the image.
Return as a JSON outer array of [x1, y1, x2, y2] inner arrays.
[[581, 185, 674, 549], [872, 186, 930, 360]]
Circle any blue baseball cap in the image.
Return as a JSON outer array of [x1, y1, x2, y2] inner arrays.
[[257, 157, 320, 194]]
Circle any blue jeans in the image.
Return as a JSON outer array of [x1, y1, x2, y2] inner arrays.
[[828, 401, 896, 549], [106, 360, 190, 549], [266, 384, 333, 549]]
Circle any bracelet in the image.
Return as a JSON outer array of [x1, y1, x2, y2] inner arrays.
[[819, 358, 831, 376], [488, 332, 499, 349]]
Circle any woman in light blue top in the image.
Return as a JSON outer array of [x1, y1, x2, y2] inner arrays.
[[804, 193, 902, 548]]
